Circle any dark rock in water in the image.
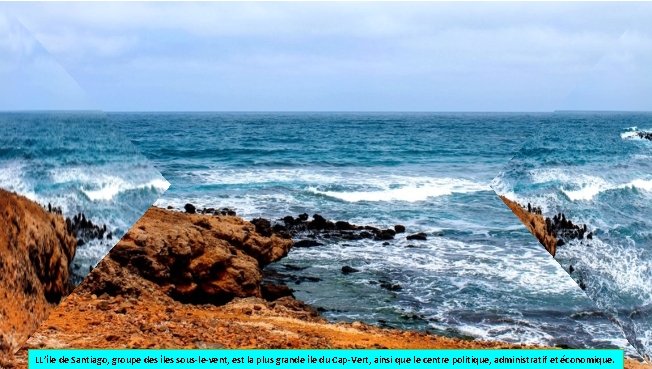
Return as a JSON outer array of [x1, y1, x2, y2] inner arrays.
[[261, 283, 294, 300], [66, 211, 111, 246], [184, 203, 196, 214], [556, 239, 565, 247], [309, 214, 335, 231], [586, 232, 593, 240], [579, 280, 587, 290], [283, 264, 308, 271], [271, 224, 291, 239], [382, 242, 390, 246], [380, 281, 402, 291], [251, 218, 272, 237], [637, 131, 652, 140], [272, 224, 287, 233], [394, 225, 406, 233], [341, 265, 360, 274], [293, 275, 322, 284], [406, 232, 427, 241], [375, 229, 395, 241], [219, 208, 236, 216], [294, 239, 323, 248], [569, 265, 574, 274], [364, 225, 380, 233], [167, 206, 174, 209], [335, 220, 356, 230], [359, 231, 373, 239], [298, 213, 309, 221]]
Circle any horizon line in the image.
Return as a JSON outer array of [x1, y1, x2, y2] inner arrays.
[[2, 109, 652, 114]]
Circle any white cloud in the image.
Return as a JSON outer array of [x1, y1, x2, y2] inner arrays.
[[0, 13, 96, 110], [2, 2, 652, 111]]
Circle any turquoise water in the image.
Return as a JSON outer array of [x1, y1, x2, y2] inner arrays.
[[110, 112, 635, 353], [494, 112, 652, 358], [0, 111, 168, 281]]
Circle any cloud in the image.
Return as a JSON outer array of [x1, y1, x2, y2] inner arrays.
[[0, 13, 95, 110], [3, 2, 652, 111]]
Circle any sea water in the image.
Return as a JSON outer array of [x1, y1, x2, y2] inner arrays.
[[494, 112, 652, 358], [0, 111, 168, 282], [109, 112, 639, 354]]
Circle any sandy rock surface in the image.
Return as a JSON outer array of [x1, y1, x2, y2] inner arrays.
[[0, 189, 77, 356]]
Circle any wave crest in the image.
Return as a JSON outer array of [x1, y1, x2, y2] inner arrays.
[[50, 167, 169, 202], [310, 178, 487, 203]]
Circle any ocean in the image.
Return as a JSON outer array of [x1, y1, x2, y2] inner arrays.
[[109, 112, 637, 354], [0, 111, 168, 282], [493, 112, 652, 358]]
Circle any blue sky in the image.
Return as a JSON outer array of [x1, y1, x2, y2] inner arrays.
[[1, 2, 652, 112]]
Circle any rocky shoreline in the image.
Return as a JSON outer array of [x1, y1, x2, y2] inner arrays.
[[1, 202, 649, 369], [177, 203, 430, 295], [0, 189, 78, 355]]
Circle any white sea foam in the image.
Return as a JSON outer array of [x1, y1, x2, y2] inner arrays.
[[621, 131, 642, 140], [528, 168, 652, 201], [309, 178, 487, 203], [186, 168, 339, 185], [559, 237, 652, 306], [563, 178, 652, 201], [562, 180, 611, 201], [628, 179, 652, 193], [50, 167, 169, 202], [83, 177, 170, 201], [621, 127, 652, 141], [0, 160, 40, 201]]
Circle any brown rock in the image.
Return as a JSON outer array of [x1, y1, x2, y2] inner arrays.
[[79, 207, 292, 306], [0, 189, 77, 354]]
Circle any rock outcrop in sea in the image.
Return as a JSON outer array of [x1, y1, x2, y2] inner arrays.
[[0, 189, 77, 355], [636, 131, 652, 141], [3, 205, 649, 369], [500, 196, 591, 257], [85, 207, 293, 305], [500, 195, 596, 291]]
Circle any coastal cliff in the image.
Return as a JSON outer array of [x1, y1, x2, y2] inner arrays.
[[2, 206, 648, 369], [0, 189, 77, 355]]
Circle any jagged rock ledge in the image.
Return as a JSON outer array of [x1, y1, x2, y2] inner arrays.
[[0, 189, 78, 355]]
